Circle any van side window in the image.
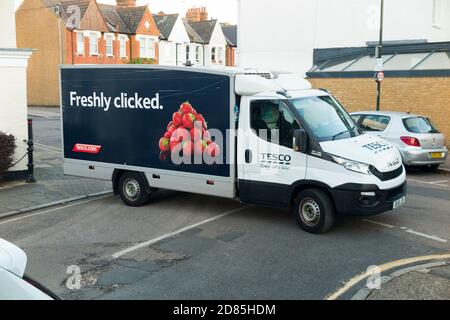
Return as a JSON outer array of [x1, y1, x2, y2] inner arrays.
[[360, 115, 390, 132], [250, 100, 300, 148]]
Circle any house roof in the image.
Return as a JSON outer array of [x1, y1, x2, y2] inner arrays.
[[221, 24, 237, 47], [183, 19, 204, 43], [52, 0, 91, 29], [115, 5, 148, 33], [152, 14, 178, 40], [98, 4, 130, 33], [187, 20, 218, 44]]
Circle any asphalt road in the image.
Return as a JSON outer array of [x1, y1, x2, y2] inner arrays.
[[0, 109, 447, 300]]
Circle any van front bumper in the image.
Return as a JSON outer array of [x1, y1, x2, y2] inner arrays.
[[330, 182, 407, 216]]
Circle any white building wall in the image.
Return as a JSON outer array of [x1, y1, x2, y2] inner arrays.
[[0, 0, 32, 174], [238, 0, 450, 75], [205, 23, 227, 66]]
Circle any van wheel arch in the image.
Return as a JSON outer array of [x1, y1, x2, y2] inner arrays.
[[290, 180, 335, 210], [112, 169, 152, 195]]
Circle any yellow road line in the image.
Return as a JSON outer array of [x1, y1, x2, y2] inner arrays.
[[326, 253, 450, 300]]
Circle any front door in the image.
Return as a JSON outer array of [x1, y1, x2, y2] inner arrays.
[[238, 97, 307, 207]]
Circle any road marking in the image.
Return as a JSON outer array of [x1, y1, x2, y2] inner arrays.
[[362, 219, 395, 229], [327, 253, 450, 300], [405, 229, 447, 243], [34, 143, 62, 153], [0, 195, 112, 225], [362, 219, 448, 243], [408, 178, 448, 187], [112, 206, 249, 259]]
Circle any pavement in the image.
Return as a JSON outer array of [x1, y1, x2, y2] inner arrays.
[[0, 106, 449, 300], [0, 107, 111, 217]]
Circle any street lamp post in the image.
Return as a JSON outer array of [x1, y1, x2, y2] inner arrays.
[[376, 0, 384, 111]]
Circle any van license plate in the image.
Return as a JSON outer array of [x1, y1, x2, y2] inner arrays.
[[393, 196, 406, 209], [430, 152, 444, 159]]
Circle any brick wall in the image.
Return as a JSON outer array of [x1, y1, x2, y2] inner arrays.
[[308, 77, 450, 147]]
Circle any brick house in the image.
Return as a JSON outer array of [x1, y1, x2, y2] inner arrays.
[[221, 23, 237, 67], [16, 0, 160, 106], [306, 41, 450, 147]]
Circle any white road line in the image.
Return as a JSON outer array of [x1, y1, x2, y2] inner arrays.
[[34, 143, 62, 153], [430, 180, 449, 185], [408, 178, 448, 187], [405, 229, 448, 243], [0, 195, 112, 225], [362, 219, 395, 229], [112, 206, 249, 259]]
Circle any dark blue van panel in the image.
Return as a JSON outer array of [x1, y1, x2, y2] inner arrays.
[[61, 67, 231, 177]]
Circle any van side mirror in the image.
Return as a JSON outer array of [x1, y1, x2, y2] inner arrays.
[[293, 128, 308, 152]]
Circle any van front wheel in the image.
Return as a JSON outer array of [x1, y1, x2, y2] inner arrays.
[[119, 172, 150, 207], [293, 189, 334, 234]]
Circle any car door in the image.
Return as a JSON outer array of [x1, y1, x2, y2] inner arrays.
[[238, 97, 307, 207]]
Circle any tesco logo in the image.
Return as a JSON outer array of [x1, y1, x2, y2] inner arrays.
[[72, 143, 102, 154]]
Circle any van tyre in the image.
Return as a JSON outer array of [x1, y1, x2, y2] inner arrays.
[[293, 189, 334, 234], [119, 172, 150, 207]]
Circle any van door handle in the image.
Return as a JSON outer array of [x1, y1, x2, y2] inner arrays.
[[245, 150, 252, 163]]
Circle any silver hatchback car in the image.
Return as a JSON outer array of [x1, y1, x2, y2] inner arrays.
[[350, 111, 448, 169]]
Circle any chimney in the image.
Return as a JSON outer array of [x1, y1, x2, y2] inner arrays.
[[116, 0, 136, 7], [185, 6, 208, 22]]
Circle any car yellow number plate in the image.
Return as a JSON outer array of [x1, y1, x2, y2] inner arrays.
[[430, 152, 444, 159]]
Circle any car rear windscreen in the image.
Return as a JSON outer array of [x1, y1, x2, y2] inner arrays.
[[402, 117, 440, 134]]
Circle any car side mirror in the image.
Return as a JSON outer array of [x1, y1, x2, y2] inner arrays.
[[293, 128, 308, 152]]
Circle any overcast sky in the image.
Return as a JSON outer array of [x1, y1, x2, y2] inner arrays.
[[14, 0, 238, 24]]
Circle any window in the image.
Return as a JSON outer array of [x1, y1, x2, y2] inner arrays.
[[211, 47, 216, 62], [359, 115, 390, 132], [351, 114, 362, 124], [195, 46, 200, 62], [290, 96, 361, 142], [89, 33, 98, 55], [414, 52, 450, 70], [185, 44, 190, 62], [383, 53, 429, 70], [139, 37, 156, 58], [218, 47, 223, 63], [105, 35, 114, 57], [119, 36, 127, 57], [403, 117, 440, 134], [76, 32, 84, 54], [250, 100, 300, 147]]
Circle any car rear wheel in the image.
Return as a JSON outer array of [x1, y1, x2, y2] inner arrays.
[[293, 189, 334, 234], [118, 172, 151, 207]]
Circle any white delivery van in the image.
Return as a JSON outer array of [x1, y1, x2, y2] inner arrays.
[[60, 65, 406, 233]]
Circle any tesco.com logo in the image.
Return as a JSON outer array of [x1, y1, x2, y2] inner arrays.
[[72, 143, 102, 154]]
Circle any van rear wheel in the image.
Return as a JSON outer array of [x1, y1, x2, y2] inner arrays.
[[293, 189, 334, 234], [118, 172, 150, 207]]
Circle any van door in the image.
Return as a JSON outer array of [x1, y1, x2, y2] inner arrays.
[[238, 97, 307, 207]]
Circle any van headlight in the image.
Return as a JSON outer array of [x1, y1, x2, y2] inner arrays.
[[330, 155, 371, 175]]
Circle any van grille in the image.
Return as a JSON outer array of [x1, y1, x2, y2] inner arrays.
[[240, 72, 273, 80], [369, 165, 403, 181]]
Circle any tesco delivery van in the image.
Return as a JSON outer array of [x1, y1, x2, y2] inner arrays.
[[60, 65, 407, 233]]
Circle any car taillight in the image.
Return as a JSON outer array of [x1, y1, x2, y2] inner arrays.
[[400, 136, 421, 147]]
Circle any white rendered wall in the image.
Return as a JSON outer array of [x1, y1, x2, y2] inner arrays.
[[0, 0, 16, 48], [238, 0, 450, 75]]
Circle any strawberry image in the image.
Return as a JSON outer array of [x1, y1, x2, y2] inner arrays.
[[180, 102, 193, 115], [195, 114, 207, 129], [194, 140, 208, 155], [190, 127, 202, 141], [182, 113, 196, 129], [167, 121, 176, 131], [159, 137, 170, 152], [205, 142, 220, 158], [182, 140, 194, 157], [172, 111, 183, 127]]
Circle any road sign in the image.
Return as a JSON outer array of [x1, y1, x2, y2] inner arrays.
[[375, 58, 383, 71], [375, 71, 384, 82]]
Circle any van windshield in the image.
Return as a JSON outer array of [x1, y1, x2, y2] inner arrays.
[[289, 95, 361, 142]]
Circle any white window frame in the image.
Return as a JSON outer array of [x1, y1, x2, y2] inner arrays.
[[211, 47, 216, 63], [104, 33, 115, 57], [218, 47, 224, 64], [118, 35, 128, 58], [86, 31, 100, 56], [185, 44, 190, 62], [75, 31, 84, 55], [195, 45, 200, 63], [136, 35, 158, 59]]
